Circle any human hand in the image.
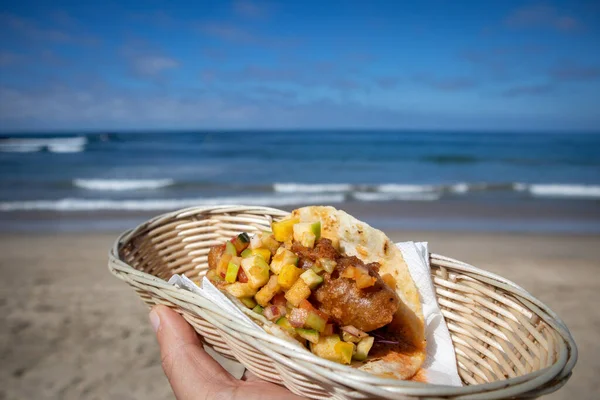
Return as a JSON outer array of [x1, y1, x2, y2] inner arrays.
[[149, 305, 303, 400]]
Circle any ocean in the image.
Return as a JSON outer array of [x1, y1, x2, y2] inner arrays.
[[1, 130, 599, 233]]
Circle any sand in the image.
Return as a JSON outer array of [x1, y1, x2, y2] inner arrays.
[[1, 231, 598, 399]]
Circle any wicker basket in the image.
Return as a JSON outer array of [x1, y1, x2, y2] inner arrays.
[[108, 205, 577, 399]]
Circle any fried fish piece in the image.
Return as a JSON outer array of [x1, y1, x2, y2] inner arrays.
[[312, 256, 399, 332]]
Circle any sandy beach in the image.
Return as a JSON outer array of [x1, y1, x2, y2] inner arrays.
[[1, 230, 598, 399]]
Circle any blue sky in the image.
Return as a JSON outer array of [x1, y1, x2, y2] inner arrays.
[[0, 0, 599, 132]]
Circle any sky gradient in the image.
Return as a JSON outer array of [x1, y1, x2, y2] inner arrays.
[[0, 0, 599, 132]]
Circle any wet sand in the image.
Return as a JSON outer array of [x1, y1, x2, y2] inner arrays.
[[0, 231, 598, 399]]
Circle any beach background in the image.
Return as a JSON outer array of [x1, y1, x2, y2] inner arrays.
[[1, 130, 599, 399], [2, 0, 600, 398]]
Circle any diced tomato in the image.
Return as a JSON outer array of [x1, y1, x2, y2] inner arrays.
[[237, 268, 249, 283], [288, 308, 309, 328], [298, 299, 329, 321], [298, 299, 313, 311], [231, 233, 250, 253], [272, 292, 287, 307]]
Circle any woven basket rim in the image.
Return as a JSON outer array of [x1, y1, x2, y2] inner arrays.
[[108, 204, 578, 396]]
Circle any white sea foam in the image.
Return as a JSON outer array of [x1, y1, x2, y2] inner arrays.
[[376, 184, 437, 193], [449, 183, 470, 193], [0, 137, 87, 153], [48, 144, 85, 153], [0, 194, 346, 212], [274, 183, 353, 193], [528, 184, 600, 198], [73, 179, 175, 191], [352, 192, 440, 202]]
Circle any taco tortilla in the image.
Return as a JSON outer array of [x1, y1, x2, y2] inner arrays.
[[205, 206, 426, 380]]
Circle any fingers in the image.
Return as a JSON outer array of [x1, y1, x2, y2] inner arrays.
[[150, 305, 236, 400]]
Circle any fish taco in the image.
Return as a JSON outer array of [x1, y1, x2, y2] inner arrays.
[[205, 206, 426, 379]]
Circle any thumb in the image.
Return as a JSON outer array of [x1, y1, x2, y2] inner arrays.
[[150, 305, 237, 400]]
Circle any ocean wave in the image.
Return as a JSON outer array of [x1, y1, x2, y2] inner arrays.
[[376, 184, 437, 193], [0, 194, 346, 212], [528, 184, 600, 198], [0, 137, 87, 153], [73, 179, 175, 191], [352, 192, 440, 202], [274, 183, 353, 193]]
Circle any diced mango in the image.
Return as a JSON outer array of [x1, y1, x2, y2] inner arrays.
[[278, 264, 303, 289], [271, 218, 299, 242], [225, 282, 258, 298], [285, 278, 311, 306], [310, 334, 341, 363], [255, 275, 281, 307], [270, 247, 298, 274], [334, 341, 355, 365], [242, 248, 271, 262], [251, 248, 271, 262], [240, 256, 270, 289]]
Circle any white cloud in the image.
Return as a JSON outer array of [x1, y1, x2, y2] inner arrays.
[[131, 55, 180, 76]]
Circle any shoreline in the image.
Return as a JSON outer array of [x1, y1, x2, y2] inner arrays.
[[1, 198, 599, 234]]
